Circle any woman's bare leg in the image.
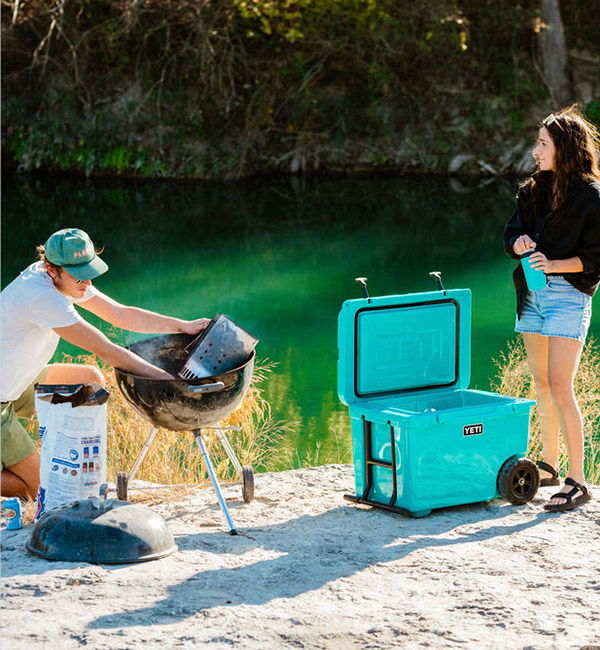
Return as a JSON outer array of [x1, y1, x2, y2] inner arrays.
[[545, 336, 585, 506], [522, 333, 561, 479]]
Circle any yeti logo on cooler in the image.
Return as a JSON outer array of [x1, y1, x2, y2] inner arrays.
[[463, 423, 483, 436]]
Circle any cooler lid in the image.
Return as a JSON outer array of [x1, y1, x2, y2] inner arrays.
[[337, 288, 471, 405]]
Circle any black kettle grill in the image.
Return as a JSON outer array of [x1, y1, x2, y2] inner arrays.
[[114, 333, 256, 535]]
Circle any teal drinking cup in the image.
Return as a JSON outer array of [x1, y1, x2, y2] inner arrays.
[[520, 249, 547, 291]]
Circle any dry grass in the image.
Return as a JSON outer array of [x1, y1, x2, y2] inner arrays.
[[24, 354, 295, 492], [491, 336, 600, 484], [277, 424, 352, 469], [106, 357, 297, 485]]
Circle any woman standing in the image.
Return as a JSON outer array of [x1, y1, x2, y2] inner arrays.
[[504, 105, 600, 512]]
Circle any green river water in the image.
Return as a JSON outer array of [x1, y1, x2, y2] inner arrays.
[[3, 174, 598, 468]]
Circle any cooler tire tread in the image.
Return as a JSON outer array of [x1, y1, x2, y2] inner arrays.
[[497, 455, 539, 505]]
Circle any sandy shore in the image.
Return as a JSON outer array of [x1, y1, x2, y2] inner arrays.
[[1, 464, 599, 649]]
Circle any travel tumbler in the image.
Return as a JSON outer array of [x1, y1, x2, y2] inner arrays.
[[2, 497, 22, 530], [520, 249, 547, 291]]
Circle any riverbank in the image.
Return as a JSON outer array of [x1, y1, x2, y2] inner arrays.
[[2, 464, 599, 649], [4, 3, 599, 181]]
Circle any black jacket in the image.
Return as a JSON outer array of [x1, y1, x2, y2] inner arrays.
[[504, 171, 600, 316]]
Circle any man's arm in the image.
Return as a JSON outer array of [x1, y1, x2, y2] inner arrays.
[[79, 293, 210, 335], [53, 320, 174, 379]]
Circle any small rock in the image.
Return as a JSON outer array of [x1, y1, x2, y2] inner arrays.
[[448, 154, 475, 173]]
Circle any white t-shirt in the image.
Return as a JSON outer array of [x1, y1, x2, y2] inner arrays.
[[0, 262, 98, 402]]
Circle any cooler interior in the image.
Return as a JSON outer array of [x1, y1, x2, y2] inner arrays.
[[361, 388, 516, 417]]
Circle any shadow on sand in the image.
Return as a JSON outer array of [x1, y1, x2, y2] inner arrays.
[[87, 500, 550, 629]]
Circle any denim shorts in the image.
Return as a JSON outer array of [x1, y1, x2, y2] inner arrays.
[[515, 276, 592, 343]]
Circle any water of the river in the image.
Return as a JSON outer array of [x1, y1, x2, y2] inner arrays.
[[3, 174, 598, 468]]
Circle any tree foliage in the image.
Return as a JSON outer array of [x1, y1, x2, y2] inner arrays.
[[1, 1, 598, 178]]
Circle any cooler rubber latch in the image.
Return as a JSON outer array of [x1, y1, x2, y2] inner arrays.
[[355, 276, 369, 298], [429, 271, 446, 295]]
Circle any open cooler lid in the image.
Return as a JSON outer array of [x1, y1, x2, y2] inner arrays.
[[337, 288, 471, 405]]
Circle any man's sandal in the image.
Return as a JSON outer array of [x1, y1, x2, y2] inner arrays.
[[543, 478, 592, 512], [536, 460, 560, 487]]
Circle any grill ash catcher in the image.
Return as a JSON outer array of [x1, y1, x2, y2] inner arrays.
[[339, 274, 540, 518], [114, 315, 259, 535]]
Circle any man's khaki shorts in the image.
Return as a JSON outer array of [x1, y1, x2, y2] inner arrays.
[[1, 368, 48, 469]]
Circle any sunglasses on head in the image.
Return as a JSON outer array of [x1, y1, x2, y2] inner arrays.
[[542, 113, 565, 132]]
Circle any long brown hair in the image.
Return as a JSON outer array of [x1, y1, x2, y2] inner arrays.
[[524, 104, 600, 225]]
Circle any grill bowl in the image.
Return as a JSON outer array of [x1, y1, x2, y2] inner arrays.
[[114, 334, 254, 430]]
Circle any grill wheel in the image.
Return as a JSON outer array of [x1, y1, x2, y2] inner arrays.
[[242, 465, 255, 503], [116, 471, 129, 501]]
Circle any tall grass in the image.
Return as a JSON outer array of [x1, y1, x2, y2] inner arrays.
[[491, 336, 600, 484], [25, 355, 296, 489]]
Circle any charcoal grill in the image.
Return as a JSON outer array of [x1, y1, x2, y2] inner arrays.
[[114, 333, 256, 535], [338, 275, 539, 517]]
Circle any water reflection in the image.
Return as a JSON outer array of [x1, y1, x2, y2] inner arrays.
[[3, 173, 597, 468]]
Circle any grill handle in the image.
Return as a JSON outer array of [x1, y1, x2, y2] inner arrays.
[[186, 382, 225, 394]]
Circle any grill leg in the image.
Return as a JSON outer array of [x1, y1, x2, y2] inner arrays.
[[214, 425, 243, 478], [128, 426, 160, 482], [194, 429, 238, 535]]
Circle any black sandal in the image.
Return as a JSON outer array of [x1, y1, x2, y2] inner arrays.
[[537, 460, 560, 487], [543, 477, 592, 512]]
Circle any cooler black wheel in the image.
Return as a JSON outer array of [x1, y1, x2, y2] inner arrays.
[[497, 456, 539, 505], [116, 471, 129, 501], [242, 465, 254, 503]]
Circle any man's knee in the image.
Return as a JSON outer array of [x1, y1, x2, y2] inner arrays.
[[1, 450, 40, 500], [44, 363, 105, 387], [80, 365, 106, 387]]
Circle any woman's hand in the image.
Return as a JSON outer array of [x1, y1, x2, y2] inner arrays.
[[512, 235, 536, 255], [179, 318, 211, 335], [528, 251, 555, 273]]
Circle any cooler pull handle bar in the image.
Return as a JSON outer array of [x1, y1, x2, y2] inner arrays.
[[360, 417, 398, 503], [388, 423, 398, 507], [345, 417, 405, 512], [429, 271, 446, 294], [361, 416, 375, 500]]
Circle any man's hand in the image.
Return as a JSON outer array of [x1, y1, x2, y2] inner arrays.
[[178, 318, 211, 335]]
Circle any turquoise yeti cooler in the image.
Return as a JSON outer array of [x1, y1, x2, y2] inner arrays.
[[338, 283, 538, 517]]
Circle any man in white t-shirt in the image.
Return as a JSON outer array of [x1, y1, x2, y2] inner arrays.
[[1, 228, 209, 500]]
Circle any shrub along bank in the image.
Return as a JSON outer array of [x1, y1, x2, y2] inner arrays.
[[2, 1, 599, 179]]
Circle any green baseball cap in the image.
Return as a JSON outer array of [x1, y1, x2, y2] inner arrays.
[[43, 228, 109, 281]]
